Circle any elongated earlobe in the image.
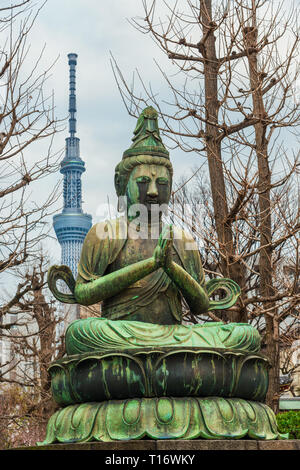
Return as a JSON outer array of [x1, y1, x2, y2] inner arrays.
[[114, 173, 120, 196], [117, 196, 127, 213]]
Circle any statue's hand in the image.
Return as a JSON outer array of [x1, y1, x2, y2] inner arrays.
[[47, 265, 77, 304], [153, 225, 173, 271]]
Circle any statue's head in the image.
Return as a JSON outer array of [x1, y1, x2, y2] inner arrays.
[[114, 107, 173, 212]]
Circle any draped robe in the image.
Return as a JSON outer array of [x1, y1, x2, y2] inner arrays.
[[77, 217, 205, 323]]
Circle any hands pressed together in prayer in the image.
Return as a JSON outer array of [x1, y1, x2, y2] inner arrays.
[[153, 225, 174, 273]]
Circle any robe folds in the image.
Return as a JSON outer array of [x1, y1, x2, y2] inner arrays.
[[76, 217, 205, 322]]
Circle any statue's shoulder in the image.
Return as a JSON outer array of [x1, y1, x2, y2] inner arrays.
[[78, 217, 127, 279], [171, 224, 204, 284], [86, 217, 127, 243], [172, 225, 198, 250]]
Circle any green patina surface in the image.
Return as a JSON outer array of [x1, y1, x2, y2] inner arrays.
[[48, 107, 240, 323], [43, 107, 284, 443], [38, 397, 288, 445], [49, 347, 270, 406], [65, 318, 261, 355]]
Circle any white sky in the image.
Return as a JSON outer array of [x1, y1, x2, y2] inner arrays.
[[6, 0, 298, 268], [23, 0, 200, 264]]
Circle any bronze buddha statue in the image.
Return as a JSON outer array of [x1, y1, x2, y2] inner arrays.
[[41, 107, 285, 444]]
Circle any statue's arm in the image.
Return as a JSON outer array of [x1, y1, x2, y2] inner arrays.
[[166, 261, 210, 315], [75, 256, 158, 306], [159, 226, 209, 315], [49, 228, 172, 306], [161, 226, 241, 313]]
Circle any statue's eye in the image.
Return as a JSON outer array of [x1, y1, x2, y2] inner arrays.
[[157, 177, 169, 185], [136, 176, 151, 184]]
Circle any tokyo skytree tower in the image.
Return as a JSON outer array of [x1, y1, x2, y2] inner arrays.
[[53, 53, 92, 324]]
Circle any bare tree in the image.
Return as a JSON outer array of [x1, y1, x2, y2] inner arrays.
[[1, 253, 63, 398], [0, 251, 66, 449], [0, 0, 63, 322], [0, 1, 65, 442], [112, 0, 300, 412]]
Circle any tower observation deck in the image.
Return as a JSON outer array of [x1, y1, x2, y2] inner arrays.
[[53, 54, 92, 320]]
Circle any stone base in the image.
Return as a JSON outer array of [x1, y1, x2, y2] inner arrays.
[[38, 397, 287, 445], [12, 439, 300, 451], [49, 346, 270, 405]]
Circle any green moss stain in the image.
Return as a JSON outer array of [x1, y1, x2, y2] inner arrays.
[[38, 397, 287, 445]]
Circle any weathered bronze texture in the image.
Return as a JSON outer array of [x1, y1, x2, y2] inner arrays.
[[38, 397, 287, 445], [48, 107, 241, 322], [43, 107, 285, 444], [65, 319, 261, 355], [50, 347, 270, 406]]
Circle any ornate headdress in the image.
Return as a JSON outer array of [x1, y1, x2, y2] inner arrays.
[[115, 107, 173, 197]]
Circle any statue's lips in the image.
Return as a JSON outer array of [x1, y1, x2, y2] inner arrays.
[[145, 199, 159, 204]]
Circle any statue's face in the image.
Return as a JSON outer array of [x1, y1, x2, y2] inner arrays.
[[126, 163, 171, 212]]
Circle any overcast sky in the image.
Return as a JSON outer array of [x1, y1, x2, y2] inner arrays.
[[22, 0, 202, 264], [11, 0, 298, 267]]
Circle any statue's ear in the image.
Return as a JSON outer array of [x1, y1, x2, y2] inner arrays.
[[115, 172, 127, 212], [114, 172, 121, 196], [169, 174, 173, 192]]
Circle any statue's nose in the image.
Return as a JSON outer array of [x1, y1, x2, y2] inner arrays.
[[147, 180, 158, 197]]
